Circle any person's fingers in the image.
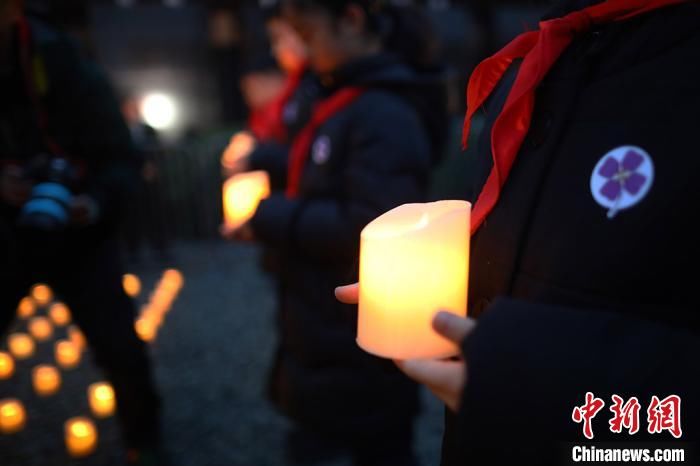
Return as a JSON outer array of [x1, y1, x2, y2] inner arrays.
[[432, 312, 477, 344], [395, 359, 466, 411], [334, 283, 359, 304]]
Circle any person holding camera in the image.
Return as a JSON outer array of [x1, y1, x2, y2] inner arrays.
[[0, 2, 162, 465]]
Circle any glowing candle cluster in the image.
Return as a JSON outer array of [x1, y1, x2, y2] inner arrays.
[[134, 269, 184, 343]]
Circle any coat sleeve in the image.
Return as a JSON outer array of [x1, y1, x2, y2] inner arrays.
[[250, 94, 431, 261], [452, 298, 700, 464], [248, 142, 289, 191]]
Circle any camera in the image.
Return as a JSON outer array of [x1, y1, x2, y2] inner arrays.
[[18, 156, 77, 231]]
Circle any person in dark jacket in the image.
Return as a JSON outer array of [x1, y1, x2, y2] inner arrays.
[[338, 0, 700, 465], [223, 1, 448, 465], [0, 5, 162, 465]]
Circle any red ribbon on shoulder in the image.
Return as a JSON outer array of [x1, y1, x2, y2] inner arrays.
[[463, 0, 687, 234], [249, 64, 307, 143], [286, 87, 364, 198]]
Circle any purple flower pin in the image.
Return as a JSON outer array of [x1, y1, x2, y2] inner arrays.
[[590, 146, 654, 219]]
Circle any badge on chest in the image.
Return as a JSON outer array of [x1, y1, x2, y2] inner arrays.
[[590, 146, 654, 219]]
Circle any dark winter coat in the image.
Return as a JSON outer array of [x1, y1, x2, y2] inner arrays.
[[250, 54, 448, 439], [442, 2, 700, 464]]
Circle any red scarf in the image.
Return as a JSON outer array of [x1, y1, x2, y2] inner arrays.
[[286, 87, 364, 198], [249, 65, 307, 143], [463, 0, 687, 234]]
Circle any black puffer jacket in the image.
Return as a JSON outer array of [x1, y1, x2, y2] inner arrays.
[[441, 1, 700, 464], [250, 54, 447, 439]]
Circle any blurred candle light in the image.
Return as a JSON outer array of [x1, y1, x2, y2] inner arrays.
[[8, 333, 35, 360], [134, 318, 156, 343], [0, 352, 15, 380], [64, 417, 98, 458], [32, 365, 61, 397], [17, 297, 36, 319], [49, 302, 71, 326], [55, 340, 81, 369], [357, 201, 471, 360], [67, 326, 86, 352], [222, 171, 270, 230], [122, 274, 142, 297], [221, 131, 256, 171], [31, 284, 53, 307], [0, 399, 26, 434], [88, 382, 116, 418], [28, 316, 53, 341]]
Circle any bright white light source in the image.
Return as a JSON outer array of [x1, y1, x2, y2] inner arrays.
[[141, 93, 177, 130]]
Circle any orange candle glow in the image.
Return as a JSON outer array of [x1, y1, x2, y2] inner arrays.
[[357, 201, 470, 360], [222, 171, 270, 230], [28, 316, 54, 341], [88, 382, 116, 418], [0, 352, 15, 380], [122, 274, 142, 297], [16, 297, 36, 319], [8, 333, 35, 360], [64, 417, 98, 458], [134, 318, 156, 343], [67, 326, 87, 352], [55, 340, 81, 369], [0, 399, 26, 434], [49, 302, 71, 326], [221, 131, 256, 171], [32, 365, 61, 397], [31, 284, 53, 307]]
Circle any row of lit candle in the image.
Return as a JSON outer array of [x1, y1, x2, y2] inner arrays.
[[0, 398, 100, 457], [134, 270, 183, 343]]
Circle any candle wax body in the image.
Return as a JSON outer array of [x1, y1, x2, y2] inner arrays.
[[33, 365, 61, 397], [0, 352, 14, 380], [65, 417, 98, 457], [88, 383, 116, 418], [0, 399, 26, 434], [358, 201, 470, 360], [8, 333, 35, 360], [222, 171, 270, 230]]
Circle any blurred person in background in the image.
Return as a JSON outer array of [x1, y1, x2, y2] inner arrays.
[[0, 1, 163, 464], [121, 96, 171, 265], [223, 1, 448, 465], [222, 0, 314, 191], [337, 0, 700, 465]]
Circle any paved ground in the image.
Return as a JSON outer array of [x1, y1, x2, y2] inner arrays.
[[0, 241, 444, 466]]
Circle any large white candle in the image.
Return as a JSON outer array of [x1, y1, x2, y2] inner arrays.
[[222, 171, 270, 230], [357, 201, 470, 360], [65, 417, 98, 457]]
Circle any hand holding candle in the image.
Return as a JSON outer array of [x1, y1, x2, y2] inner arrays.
[[336, 284, 476, 412], [222, 170, 270, 235], [356, 201, 470, 360]]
